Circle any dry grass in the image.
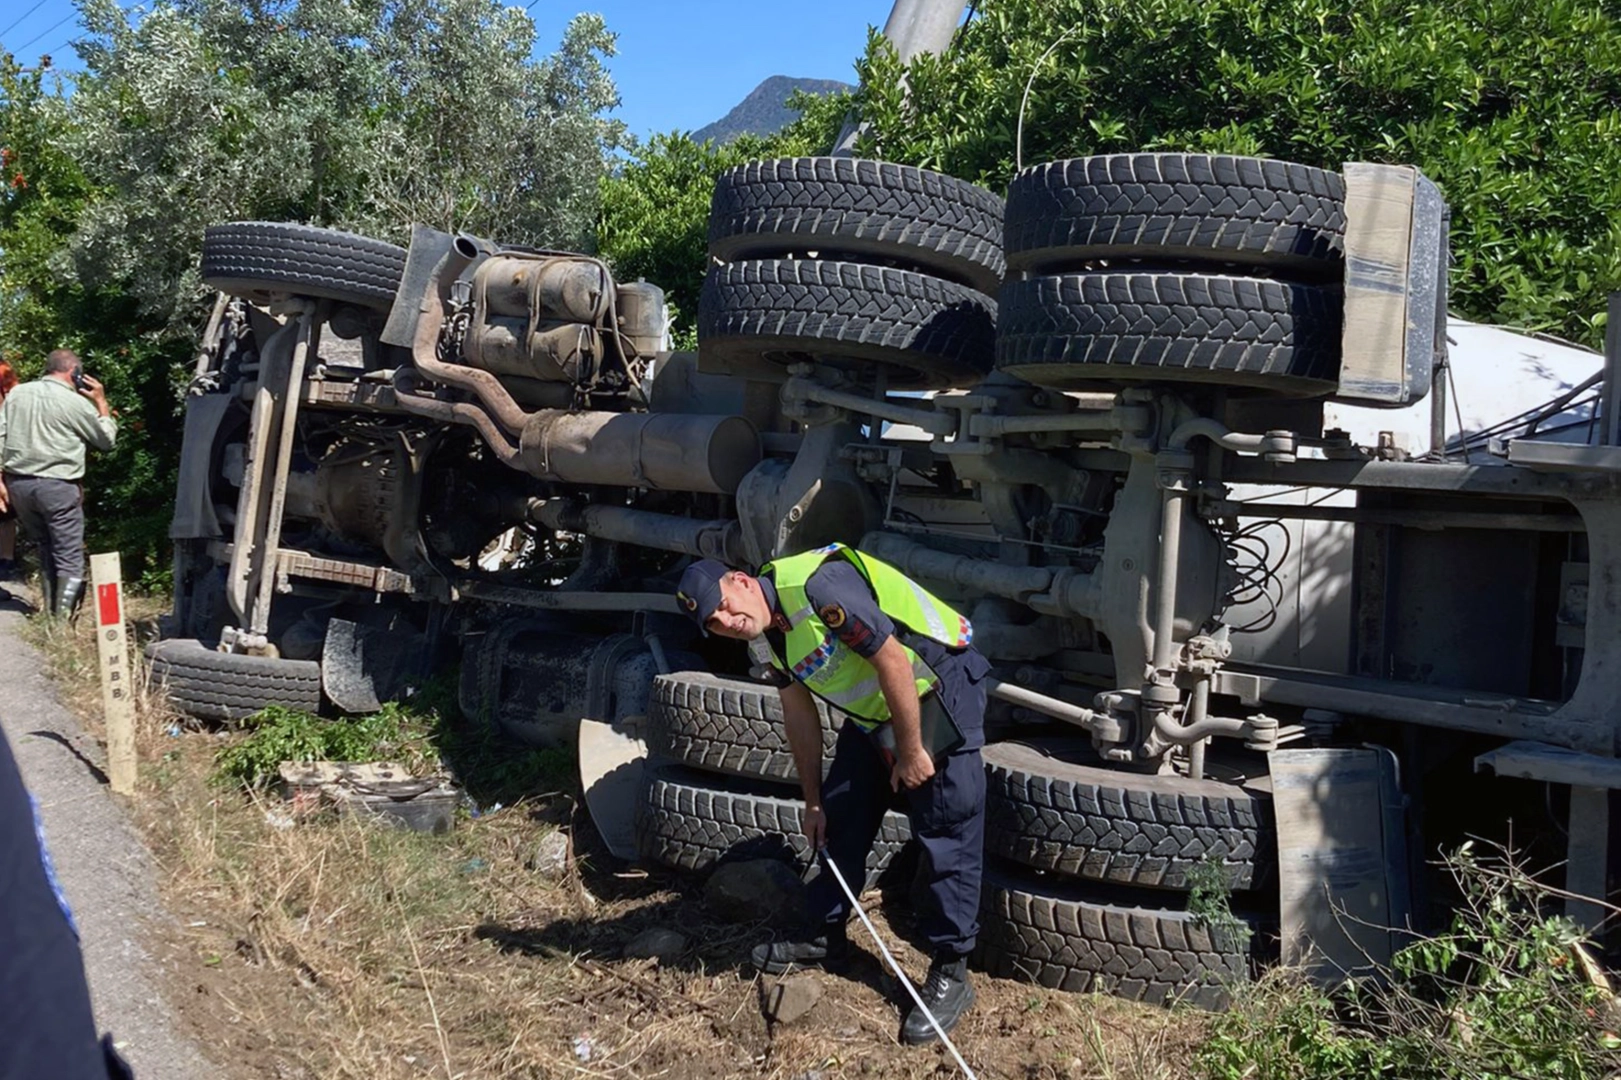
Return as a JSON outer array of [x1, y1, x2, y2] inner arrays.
[[20, 597, 1210, 1080]]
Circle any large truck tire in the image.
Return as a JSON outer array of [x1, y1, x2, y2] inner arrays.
[[975, 864, 1253, 1010], [984, 738, 1273, 891], [709, 158, 1005, 295], [698, 258, 996, 390], [146, 638, 322, 722], [201, 222, 407, 312], [996, 272, 1340, 394], [634, 763, 907, 891], [1004, 154, 1345, 277], [646, 672, 838, 785]]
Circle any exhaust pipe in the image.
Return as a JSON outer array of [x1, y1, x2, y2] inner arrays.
[[408, 234, 533, 436]]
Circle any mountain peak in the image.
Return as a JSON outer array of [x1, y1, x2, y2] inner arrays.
[[691, 75, 852, 145]]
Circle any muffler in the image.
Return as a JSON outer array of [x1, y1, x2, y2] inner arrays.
[[518, 409, 760, 495]]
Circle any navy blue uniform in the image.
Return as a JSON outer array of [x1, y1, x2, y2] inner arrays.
[[0, 729, 132, 1079], [761, 561, 990, 957]]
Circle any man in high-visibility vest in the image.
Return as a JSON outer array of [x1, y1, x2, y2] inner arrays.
[[676, 543, 990, 1045]]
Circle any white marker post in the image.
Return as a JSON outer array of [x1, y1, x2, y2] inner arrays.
[[90, 552, 137, 795]]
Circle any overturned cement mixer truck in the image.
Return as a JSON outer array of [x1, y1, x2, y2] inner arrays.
[[150, 146, 1621, 1008]]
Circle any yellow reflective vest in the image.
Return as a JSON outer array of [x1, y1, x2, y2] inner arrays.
[[762, 543, 972, 729]]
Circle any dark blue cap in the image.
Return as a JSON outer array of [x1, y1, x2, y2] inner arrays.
[[676, 559, 730, 629]]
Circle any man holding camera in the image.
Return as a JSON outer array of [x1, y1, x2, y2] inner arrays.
[[0, 350, 116, 616]]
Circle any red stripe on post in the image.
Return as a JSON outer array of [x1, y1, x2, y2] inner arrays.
[[97, 583, 121, 628]]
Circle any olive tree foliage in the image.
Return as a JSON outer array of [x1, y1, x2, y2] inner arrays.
[[66, 0, 625, 331], [358, 2, 625, 248], [0, 0, 626, 583], [0, 57, 185, 585], [849, 0, 1621, 347]]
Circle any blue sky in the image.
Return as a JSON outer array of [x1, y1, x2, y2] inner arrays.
[[0, 0, 888, 140]]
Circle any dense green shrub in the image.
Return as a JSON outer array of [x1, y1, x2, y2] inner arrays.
[[850, 0, 1621, 347], [215, 685, 574, 806]]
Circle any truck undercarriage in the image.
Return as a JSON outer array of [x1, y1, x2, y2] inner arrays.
[[152, 150, 1621, 1009]]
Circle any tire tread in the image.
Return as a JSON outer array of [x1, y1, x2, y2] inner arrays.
[[996, 272, 1339, 392], [710, 157, 1005, 293], [634, 764, 906, 890], [647, 672, 837, 785], [984, 739, 1274, 890], [698, 258, 996, 390], [1005, 154, 1345, 275], [976, 866, 1252, 1010], [202, 222, 407, 311], [146, 638, 322, 722]]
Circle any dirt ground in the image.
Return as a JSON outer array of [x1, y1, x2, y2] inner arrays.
[[27, 602, 1208, 1080]]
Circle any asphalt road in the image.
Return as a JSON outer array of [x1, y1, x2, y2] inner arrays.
[[0, 588, 215, 1080]]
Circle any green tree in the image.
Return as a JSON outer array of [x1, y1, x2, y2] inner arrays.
[[0, 55, 185, 587], [849, 0, 1621, 347], [69, 0, 625, 330], [595, 90, 851, 348], [0, 0, 629, 584]]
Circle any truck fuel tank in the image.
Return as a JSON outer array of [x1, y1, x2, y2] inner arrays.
[[516, 409, 761, 495]]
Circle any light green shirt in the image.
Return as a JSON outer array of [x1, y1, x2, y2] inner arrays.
[[0, 377, 117, 481]]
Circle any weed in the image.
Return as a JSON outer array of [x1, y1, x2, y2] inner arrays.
[[213, 702, 435, 786], [1186, 855, 1253, 951], [211, 675, 577, 807], [1198, 844, 1621, 1080]]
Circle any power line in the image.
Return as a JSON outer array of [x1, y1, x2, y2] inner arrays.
[[12, 8, 79, 56], [28, 0, 145, 66], [0, 0, 50, 42]]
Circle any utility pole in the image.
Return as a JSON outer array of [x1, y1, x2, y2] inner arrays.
[[830, 0, 970, 155]]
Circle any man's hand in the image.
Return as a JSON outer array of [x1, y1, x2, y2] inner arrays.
[[79, 374, 109, 416], [801, 805, 827, 849], [780, 682, 829, 844], [891, 747, 936, 792], [870, 637, 936, 791], [0, 478, 8, 514]]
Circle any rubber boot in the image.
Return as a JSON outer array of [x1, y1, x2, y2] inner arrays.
[[750, 926, 850, 975], [37, 574, 54, 616], [900, 954, 975, 1045], [55, 576, 85, 619]]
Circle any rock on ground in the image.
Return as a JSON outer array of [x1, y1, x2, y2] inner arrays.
[[527, 829, 570, 877], [766, 974, 822, 1024], [705, 858, 805, 924], [622, 927, 687, 962]]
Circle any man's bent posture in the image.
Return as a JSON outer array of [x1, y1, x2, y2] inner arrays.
[[676, 543, 990, 1044]]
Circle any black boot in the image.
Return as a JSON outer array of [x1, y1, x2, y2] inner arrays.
[[901, 953, 975, 1045], [750, 927, 850, 975], [55, 576, 85, 618]]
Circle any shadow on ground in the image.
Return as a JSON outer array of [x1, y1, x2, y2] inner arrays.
[[476, 798, 937, 1019]]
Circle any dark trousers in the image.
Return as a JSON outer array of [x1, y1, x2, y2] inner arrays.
[[807, 693, 988, 957], [6, 474, 86, 581], [0, 729, 131, 1079]]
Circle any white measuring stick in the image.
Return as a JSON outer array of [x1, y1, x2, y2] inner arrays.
[[817, 848, 978, 1079]]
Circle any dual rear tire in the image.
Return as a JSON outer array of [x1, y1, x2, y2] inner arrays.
[[698, 151, 1350, 396], [997, 153, 1347, 395], [638, 671, 1271, 1009], [698, 158, 1003, 390]]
